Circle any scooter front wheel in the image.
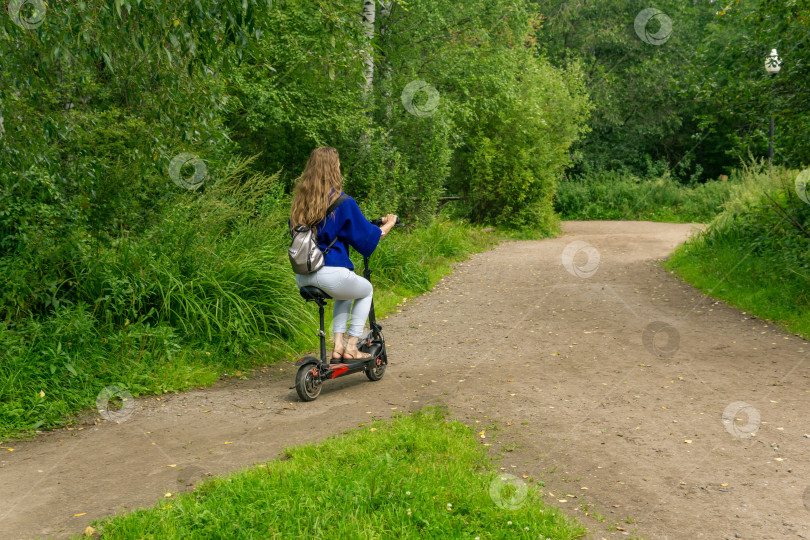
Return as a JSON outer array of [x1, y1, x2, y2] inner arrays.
[[296, 364, 323, 401]]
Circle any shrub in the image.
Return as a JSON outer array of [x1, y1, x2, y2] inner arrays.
[[666, 162, 810, 338], [554, 170, 741, 223]]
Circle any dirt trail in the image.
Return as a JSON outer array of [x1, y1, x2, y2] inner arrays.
[[2, 221, 810, 540]]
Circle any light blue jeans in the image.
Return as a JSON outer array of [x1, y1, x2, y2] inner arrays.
[[295, 266, 373, 337]]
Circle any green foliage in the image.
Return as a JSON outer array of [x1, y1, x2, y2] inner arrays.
[[531, 0, 810, 179], [0, 301, 223, 435], [555, 170, 741, 223], [0, 1, 247, 332], [688, 1, 810, 169], [452, 50, 590, 228], [225, 0, 590, 225], [0, 0, 585, 437], [531, 0, 726, 180], [666, 163, 810, 338], [0, 164, 313, 437], [0, 0, 260, 233], [225, 0, 368, 178], [86, 408, 586, 539], [369, 0, 589, 226]]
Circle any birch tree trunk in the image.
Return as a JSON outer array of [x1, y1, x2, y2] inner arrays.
[[379, 1, 394, 124], [362, 0, 376, 96]]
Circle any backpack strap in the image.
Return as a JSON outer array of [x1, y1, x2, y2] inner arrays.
[[325, 192, 348, 216], [320, 193, 348, 256], [322, 235, 339, 255]]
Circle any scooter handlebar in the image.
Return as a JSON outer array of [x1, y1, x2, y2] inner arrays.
[[370, 217, 404, 227]]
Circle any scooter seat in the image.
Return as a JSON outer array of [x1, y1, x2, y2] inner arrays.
[[299, 286, 332, 302]]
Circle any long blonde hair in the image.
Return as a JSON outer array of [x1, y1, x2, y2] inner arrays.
[[290, 147, 343, 230]]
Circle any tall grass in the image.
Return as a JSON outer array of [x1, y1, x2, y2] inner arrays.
[[84, 408, 587, 539], [0, 160, 497, 439], [555, 170, 739, 223], [665, 162, 810, 338]]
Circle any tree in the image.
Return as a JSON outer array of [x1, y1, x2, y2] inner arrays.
[[529, 0, 737, 180], [362, 0, 376, 96], [690, 0, 810, 169]]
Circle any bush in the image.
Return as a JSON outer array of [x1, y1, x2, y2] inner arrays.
[[448, 50, 591, 229], [554, 170, 740, 223], [666, 163, 810, 338]]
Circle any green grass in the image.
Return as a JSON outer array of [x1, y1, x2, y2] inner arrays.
[[80, 408, 586, 539], [554, 170, 739, 223], [664, 164, 810, 339]]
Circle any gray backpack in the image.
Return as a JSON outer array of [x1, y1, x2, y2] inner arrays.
[[288, 194, 347, 274]]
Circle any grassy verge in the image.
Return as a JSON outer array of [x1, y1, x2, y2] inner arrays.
[[0, 175, 496, 440], [664, 164, 810, 339], [554, 170, 740, 223], [80, 408, 586, 539]]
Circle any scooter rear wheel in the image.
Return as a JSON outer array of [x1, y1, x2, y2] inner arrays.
[[365, 355, 386, 381], [296, 364, 322, 401]]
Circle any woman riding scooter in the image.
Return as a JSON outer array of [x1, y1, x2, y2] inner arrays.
[[290, 146, 397, 361]]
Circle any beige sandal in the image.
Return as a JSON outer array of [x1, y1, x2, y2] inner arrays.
[[342, 349, 372, 361]]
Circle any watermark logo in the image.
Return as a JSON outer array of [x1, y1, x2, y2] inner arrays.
[[796, 169, 810, 205], [96, 385, 135, 423], [175, 464, 207, 487], [561, 241, 600, 278], [489, 473, 528, 510], [401, 80, 440, 117], [169, 153, 207, 191], [721, 401, 760, 439], [803, 485, 810, 513], [634, 8, 672, 46], [642, 321, 680, 357], [8, 0, 46, 30]]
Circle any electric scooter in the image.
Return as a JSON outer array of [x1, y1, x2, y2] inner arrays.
[[292, 218, 403, 402]]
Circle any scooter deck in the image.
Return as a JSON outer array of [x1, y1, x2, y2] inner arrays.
[[325, 342, 384, 379], [325, 361, 366, 379]]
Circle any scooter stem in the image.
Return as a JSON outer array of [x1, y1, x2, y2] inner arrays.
[[318, 301, 327, 365], [363, 256, 377, 328]]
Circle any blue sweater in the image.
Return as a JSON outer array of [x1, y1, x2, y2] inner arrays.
[[310, 193, 382, 271]]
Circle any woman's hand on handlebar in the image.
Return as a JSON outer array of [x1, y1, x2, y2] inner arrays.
[[380, 214, 398, 237]]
